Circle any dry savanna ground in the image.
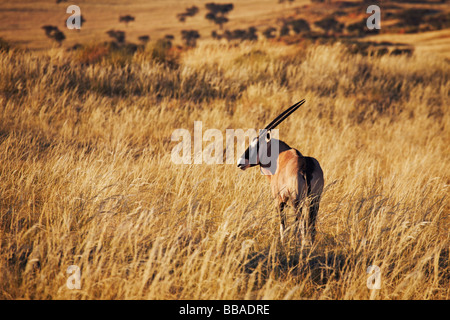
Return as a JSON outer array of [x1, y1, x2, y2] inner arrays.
[[0, 0, 311, 50], [0, 0, 449, 300], [1, 0, 450, 56]]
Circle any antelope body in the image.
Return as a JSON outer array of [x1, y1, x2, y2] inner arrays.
[[237, 100, 324, 243]]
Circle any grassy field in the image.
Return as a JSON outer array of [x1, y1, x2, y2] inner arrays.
[[0, 1, 449, 300]]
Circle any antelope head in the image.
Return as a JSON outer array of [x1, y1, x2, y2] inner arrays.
[[237, 99, 305, 172], [237, 130, 270, 171]]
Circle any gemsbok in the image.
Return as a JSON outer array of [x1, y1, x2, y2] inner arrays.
[[237, 99, 324, 243]]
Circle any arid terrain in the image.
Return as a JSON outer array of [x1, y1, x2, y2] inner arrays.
[[0, 0, 449, 300]]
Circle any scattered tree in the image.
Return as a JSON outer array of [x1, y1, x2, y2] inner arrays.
[[211, 30, 221, 40], [280, 23, 290, 36], [390, 47, 413, 56], [186, 6, 199, 16], [107, 30, 126, 43], [397, 8, 437, 27], [205, 3, 234, 30], [119, 15, 135, 26], [42, 25, 58, 36], [224, 27, 257, 42], [181, 29, 200, 47], [346, 18, 378, 36], [263, 27, 277, 39], [164, 34, 175, 47], [177, 6, 199, 22], [42, 25, 66, 45], [52, 30, 66, 45], [245, 27, 258, 41], [277, 19, 309, 37], [425, 12, 450, 30], [291, 19, 310, 34], [229, 29, 245, 40], [314, 17, 344, 35], [79, 14, 86, 28], [138, 35, 150, 44]]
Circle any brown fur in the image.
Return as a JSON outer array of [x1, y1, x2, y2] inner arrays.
[[262, 148, 324, 243]]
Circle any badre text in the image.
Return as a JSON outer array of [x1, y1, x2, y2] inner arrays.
[[179, 304, 270, 317]]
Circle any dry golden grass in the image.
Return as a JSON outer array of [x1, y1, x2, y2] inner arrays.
[[0, 39, 449, 300]]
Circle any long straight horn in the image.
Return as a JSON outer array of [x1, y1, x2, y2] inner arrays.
[[259, 99, 305, 137]]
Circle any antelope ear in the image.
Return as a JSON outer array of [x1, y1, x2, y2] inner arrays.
[[265, 130, 271, 143]]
